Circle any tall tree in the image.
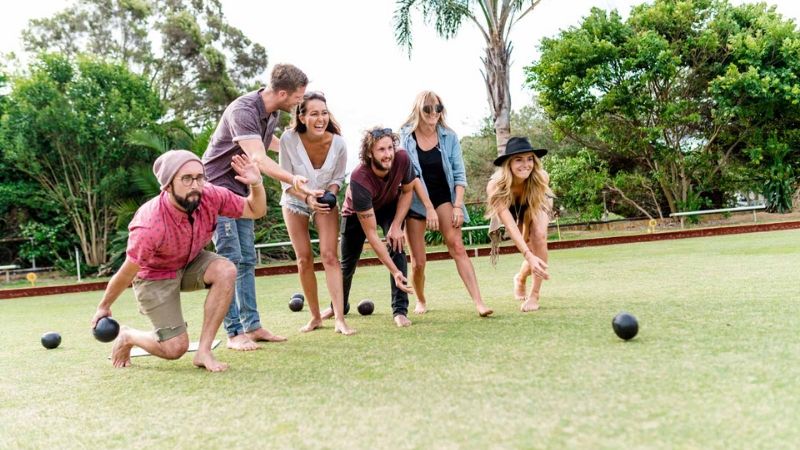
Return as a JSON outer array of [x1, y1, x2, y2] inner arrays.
[[394, 0, 544, 152], [22, 0, 267, 126], [528, 0, 800, 214], [1, 54, 164, 266]]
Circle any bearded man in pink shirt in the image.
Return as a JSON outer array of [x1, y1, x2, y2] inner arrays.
[[90, 150, 266, 372]]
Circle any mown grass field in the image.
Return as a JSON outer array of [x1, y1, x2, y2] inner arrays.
[[1, 229, 798, 449]]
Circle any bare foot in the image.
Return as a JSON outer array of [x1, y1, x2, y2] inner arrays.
[[513, 274, 527, 301], [226, 334, 260, 351], [394, 315, 412, 327], [476, 303, 494, 317], [520, 293, 540, 312], [193, 351, 229, 372], [413, 301, 427, 314], [320, 307, 334, 320], [334, 319, 356, 336], [110, 327, 133, 368], [246, 328, 287, 343], [300, 317, 323, 333]]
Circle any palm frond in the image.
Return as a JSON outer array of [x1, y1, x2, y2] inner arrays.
[[127, 129, 169, 153], [130, 163, 161, 198]]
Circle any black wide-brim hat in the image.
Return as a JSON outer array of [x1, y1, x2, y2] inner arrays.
[[493, 136, 548, 166]]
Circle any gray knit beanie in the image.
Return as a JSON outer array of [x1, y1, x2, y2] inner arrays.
[[153, 150, 204, 191]]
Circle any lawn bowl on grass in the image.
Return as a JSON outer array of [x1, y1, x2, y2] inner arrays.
[[2, 229, 799, 448]]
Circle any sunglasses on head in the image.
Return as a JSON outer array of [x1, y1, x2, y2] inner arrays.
[[370, 128, 393, 138], [422, 104, 444, 114]]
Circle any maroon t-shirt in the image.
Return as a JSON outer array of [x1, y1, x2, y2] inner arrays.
[[342, 149, 415, 217]]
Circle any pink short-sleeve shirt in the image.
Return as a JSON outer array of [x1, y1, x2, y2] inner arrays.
[[126, 183, 245, 280]]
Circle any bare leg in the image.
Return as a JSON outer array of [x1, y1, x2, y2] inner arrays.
[[521, 210, 549, 313], [284, 208, 324, 333], [193, 259, 237, 371], [435, 204, 493, 317], [405, 217, 428, 314], [315, 208, 355, 335], [111, 327, 190, 368], [513, 262, 529, 301]]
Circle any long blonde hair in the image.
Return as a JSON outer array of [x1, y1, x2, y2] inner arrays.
[[402, 90, 452, 132], [486, 153, 552, 240]]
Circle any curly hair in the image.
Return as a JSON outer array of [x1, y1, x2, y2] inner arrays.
[[359, 126, 399, 166]]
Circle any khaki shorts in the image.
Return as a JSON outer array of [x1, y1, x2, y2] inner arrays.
[[132, 251, 225, 342]]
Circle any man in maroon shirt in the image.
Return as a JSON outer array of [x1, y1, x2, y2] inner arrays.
[[323, 127, 434, 327], [90, 150, 266, 372]]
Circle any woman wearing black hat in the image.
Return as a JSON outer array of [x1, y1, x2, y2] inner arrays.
[[486, 136, 552, 312]]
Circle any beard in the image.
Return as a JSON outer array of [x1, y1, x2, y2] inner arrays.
[[174, 191, 202, 215], [370, 156, 392, 172]]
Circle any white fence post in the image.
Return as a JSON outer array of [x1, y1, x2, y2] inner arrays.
[[75, 247, 82, 282]]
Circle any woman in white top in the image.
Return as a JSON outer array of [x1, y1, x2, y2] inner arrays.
[[279, 91, 354, 335]]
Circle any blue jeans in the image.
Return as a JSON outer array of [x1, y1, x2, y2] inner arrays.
[[213, 216, 261, 336]]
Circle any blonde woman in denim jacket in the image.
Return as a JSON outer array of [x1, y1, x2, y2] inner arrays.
[[399, 91, 493, 317]]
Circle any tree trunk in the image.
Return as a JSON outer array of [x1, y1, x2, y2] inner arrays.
[[482, 35, 512, 154]]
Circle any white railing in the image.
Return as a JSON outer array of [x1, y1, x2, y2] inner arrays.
[[0, 264, 20, 283], [669, 205, 766, 228]]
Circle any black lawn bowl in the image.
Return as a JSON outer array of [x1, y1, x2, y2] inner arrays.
[[289, 296, 304, 312], [318, 191, 337, 209], [612, 312, 639, 341], [357, 299, 375, 316], [41, 331, 62, 349], [291, 292, 305, 302], [93, 316, 120, 343]]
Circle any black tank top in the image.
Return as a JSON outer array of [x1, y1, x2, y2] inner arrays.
[[415, 134, 451, 208]]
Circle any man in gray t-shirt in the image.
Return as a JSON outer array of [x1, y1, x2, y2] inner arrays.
[[202, 64, 318, 351]]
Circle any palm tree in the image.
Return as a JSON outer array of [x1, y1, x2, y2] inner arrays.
[[394, 0, 543, 152]]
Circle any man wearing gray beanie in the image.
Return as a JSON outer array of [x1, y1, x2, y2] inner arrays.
[[90, 151, 267, 372], [203, 63, 321, 351]]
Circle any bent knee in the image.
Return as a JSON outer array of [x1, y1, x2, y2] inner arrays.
[[210, 259, 237, 281], [447, 239, 467, 256], [162, 335, 190, 359], [296, 256, 315, 272], [320, 252, 339, 268]]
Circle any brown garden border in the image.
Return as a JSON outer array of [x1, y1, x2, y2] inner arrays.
[[2, 220, 798, 300]]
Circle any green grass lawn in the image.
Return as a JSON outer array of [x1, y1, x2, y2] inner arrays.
[[1, 230, 799, 449]]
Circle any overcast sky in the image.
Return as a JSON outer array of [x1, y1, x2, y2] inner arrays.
[[3, 0, 800, 170]]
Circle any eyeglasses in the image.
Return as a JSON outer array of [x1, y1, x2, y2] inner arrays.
[[370, 128, 393, 138], [178, 174, 206, 187], [422, 104, 444, 114]]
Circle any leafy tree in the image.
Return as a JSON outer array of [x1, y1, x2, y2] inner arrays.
[[22, 0, 267, 126], [546, 149, 610, 221], [527, 0, 800, 215], [1, 54, 164, 267], [394, 0, 545, 151]]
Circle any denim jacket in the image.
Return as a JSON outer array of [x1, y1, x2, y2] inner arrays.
[[399, 124, 470, 223]]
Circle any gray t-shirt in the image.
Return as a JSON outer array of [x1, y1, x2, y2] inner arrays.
[[202, 88, 279, 196]]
